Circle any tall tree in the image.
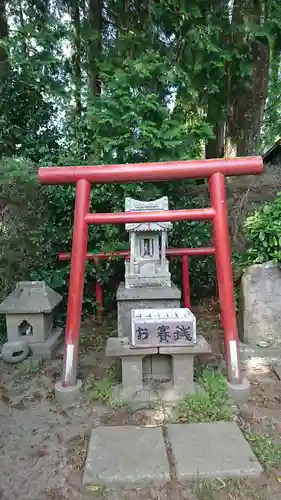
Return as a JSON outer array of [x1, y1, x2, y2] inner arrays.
[[69, 0, 82, 114], [226, 0, 270, 156], [0, 0, 9, 76], [88, 0, 102, 97]]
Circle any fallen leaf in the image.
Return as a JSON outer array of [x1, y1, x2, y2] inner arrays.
[[87, 484, 102, 491]]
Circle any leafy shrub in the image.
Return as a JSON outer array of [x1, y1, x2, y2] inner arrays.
[[0, 157, 47, 300], [244, 192, 281, 265]]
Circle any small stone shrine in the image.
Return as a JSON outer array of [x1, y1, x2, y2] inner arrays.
[[0, 281, 63, 359], [106, 197, 211, 406], [125, 197, 172, 288]]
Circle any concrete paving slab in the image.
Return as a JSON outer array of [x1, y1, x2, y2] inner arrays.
[[168, 421, 263, 480], [83, 425, 170, 487]]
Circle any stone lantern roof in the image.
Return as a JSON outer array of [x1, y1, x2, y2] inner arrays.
[[0, 281, 62, 314]]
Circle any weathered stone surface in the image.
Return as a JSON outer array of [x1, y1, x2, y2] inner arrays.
[[168, 421, 263, 479], [124, 197, 172, 289], [117, 282, 181, 339], [55, 379, 82, 405], [117, 282, 181, 301], [227, 377, 251, 402], [106, 337, 171, 383], [30, 327, 63, 360], [0, 282, 63, 360], [159, 334, 211, 354], [131, 308, 196, 347], [0, 281, 62, 314], [83, 426, 170, 487], [106, 336, 158, 357], [124, 197, 172, 232], [6, 312, 53, 343], [239, 262, 281, 346], [105, 335, 211, 406], [1, 340, 30, 363]]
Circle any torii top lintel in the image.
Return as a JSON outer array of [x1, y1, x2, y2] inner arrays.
[[38, 156, 263, 185]]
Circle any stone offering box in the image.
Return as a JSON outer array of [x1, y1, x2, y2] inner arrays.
[[0, 281, 63, 359], [131, 308, 196, 347]]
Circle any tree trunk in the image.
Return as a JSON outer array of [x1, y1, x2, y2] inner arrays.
[[225, 0, 270, 156], [0, 0, 9, 77], [225, 60, 237, 158], [236, 40, 269, 155], [88, 0, 102, 97], [70, 0, 82, 115], [205, 92, 225, 159], [19, 3, 27, 57], [205, 0, 231, 159]]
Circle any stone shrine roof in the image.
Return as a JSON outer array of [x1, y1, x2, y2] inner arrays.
[[125, 196, 173, 232], [126, 222, 172, 232], [0, 281, 63, 314]]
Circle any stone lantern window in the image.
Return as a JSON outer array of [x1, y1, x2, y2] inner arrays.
[[18, 320, 33, 337]]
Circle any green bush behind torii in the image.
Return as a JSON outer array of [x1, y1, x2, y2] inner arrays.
[[0, 155, 215, 323], [244, 192, 281, 265]]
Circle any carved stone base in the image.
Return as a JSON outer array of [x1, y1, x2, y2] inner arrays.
[[29, 327, 63, 360], [125, 276, 172, 289], [106, 335, 211, 408]]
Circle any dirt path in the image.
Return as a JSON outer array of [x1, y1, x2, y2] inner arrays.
[[0, 303, 281, 500]]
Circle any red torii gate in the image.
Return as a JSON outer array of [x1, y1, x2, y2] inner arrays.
[[38, 156, 263, 393]]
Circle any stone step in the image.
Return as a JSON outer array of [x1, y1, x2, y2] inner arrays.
[[83, 421, 262, 488]]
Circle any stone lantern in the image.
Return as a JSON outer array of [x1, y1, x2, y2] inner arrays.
[[0, 281, 63, 359], [125, 197, 172, 288]]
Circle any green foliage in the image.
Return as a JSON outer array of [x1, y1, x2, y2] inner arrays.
[[175, 368, 232, 423], [261, 16, 281, 149], [246, 427, 281, 470], [84, 376, 114, 404], [70, 50, 214, 165], [0, 157, 47, 300], [0, 70, 59, 161], [83, 362, 117, 404], [244, 192, 281, 265]]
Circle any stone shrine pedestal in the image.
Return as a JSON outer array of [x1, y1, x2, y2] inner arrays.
[[117, 282, 181, 380], [106, 335, 211, 407], [117, 282, 181, 337]]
